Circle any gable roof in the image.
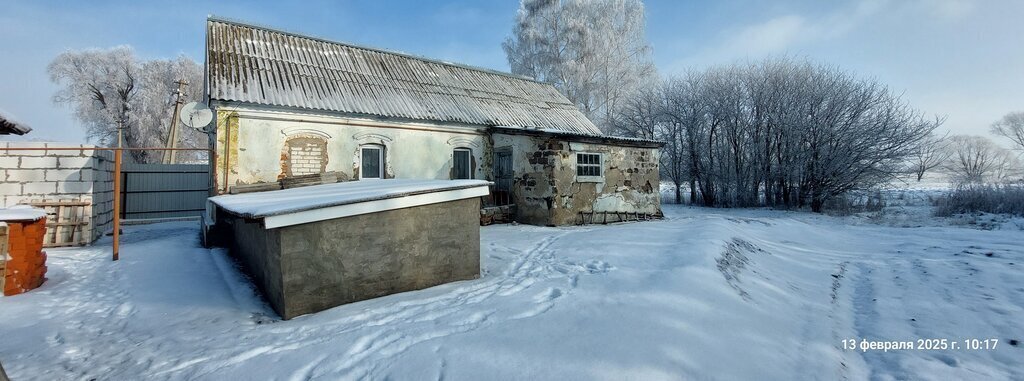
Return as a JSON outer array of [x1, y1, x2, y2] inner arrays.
[[205, 18, 602, 135]]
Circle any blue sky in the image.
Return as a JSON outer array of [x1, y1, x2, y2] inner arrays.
[[1, 0, 1022, 143]]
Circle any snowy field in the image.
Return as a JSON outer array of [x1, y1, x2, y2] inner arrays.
[[0, 205, 1021, 380]]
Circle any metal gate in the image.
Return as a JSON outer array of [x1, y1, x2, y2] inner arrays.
[[120, 163, 211, 220]]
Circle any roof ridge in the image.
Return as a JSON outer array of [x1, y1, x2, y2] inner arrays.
[[206, 15, 544, 84]]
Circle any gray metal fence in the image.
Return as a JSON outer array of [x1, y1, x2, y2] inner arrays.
[[120, 163, 211, 220]]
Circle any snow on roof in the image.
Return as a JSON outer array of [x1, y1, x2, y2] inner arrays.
[[0, 109, 33, 135], [205, 18, 603, 135], [0, 205, 48, 222], [208, 179, 491, 229]]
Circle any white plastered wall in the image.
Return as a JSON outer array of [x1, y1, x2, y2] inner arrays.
[[213, 107, 488, 193]]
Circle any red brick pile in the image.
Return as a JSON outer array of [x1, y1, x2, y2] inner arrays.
[[3, 219, 47, 296]]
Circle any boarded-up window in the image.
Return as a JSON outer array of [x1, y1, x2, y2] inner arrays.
[[283, 136, 327, 178]]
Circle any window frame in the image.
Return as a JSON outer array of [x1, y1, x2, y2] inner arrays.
[[575, 152, 604, 183], [359, 145, 384, 180], [452, 148, 474, 180]]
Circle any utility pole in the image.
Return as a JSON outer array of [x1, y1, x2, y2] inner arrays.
[[163, 79, 188, 164]]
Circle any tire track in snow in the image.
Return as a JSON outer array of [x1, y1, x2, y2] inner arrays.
[[851, 263, 907, 381], [825, 261, 852, 381]]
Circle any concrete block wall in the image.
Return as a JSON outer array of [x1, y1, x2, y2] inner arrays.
[[0, 142, 116, 242], [89, 149, 115, 240]]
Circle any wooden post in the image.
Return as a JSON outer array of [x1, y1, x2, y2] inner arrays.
[[112, 149, 122, 261]]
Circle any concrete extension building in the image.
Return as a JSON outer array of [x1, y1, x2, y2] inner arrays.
[[204, 17, 662, 226], [208, 180, 490, 319]]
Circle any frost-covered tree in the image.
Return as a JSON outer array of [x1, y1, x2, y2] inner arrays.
[[503, 0, 656, 132], [943, 135, 1020, 184], [909, 132, 950, 182], [623, 58, 940, 212], [48, 47, 204, 163], [991, 111, 1024, 152], [611, 85, 663, 140]]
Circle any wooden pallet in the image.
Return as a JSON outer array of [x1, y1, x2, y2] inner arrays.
[[26, 199, 92, 247]]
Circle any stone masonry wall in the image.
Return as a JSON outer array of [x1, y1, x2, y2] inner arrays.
[[550, 141, 661, 225], [490, 133, 661, 226], [488, 134, 560, 226], [0, 142, 115, 242]]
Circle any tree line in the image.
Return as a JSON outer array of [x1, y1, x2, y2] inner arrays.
[[612, 59, 941, 211]]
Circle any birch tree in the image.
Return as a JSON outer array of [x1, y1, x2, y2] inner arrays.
[[503, 0, 656, 132], [48, 47, 205, 163]]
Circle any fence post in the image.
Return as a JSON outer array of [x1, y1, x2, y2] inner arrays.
[[112, 149, 122, 261]]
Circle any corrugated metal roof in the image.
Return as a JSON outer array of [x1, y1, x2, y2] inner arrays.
[[205, 18, 602, 135]]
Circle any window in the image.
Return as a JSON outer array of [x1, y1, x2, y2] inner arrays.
[[453, 148, 473, 179], [576, 153, 603, 178], [360, 145, 383, 179]]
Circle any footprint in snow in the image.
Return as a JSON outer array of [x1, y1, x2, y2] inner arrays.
[[534, 287, 563, 303]]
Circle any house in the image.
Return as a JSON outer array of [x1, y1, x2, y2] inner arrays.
[[204, 17, 662, 226]]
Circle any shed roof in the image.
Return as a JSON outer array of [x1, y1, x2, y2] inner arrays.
[[0, 110, 32, 135], [205, 17, 602, 135]]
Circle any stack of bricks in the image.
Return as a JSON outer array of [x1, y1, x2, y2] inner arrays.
[[2, 218, 48, 296]]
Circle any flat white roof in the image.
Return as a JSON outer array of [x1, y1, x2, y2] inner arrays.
[[0, 205, 47, 222], [208, 179, 491, 229]]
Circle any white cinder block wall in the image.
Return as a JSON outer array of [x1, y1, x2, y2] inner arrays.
[[0, 142, 115, 242]]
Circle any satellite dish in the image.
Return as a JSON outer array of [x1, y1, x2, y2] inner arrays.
[[180, 102, 214, 132]]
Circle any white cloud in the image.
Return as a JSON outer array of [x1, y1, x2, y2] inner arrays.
[[668, 0, 890, 70], [726, 15, 806, 56], [705, 0, 975, 62]]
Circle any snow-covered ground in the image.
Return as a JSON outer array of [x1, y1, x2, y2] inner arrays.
[[0, 206, 1021, 380]]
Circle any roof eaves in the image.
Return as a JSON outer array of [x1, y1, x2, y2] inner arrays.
[[490, 125, 664, 147]]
